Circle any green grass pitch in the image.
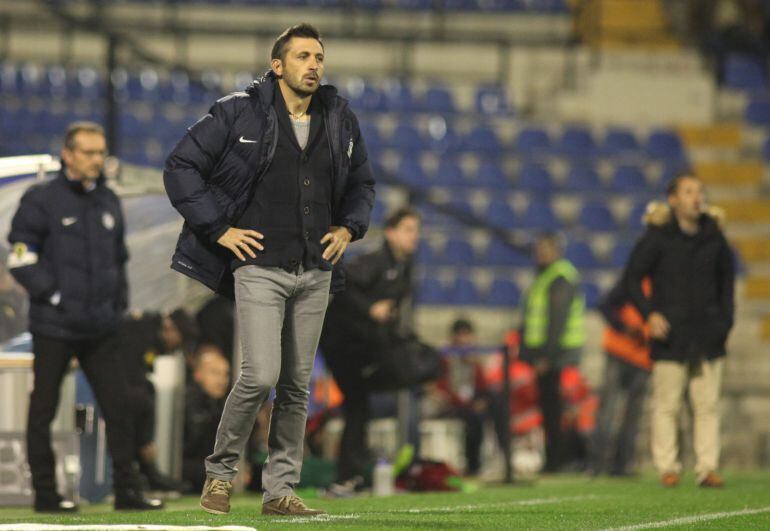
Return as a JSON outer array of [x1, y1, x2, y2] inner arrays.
[[0, 472, 769, 529]]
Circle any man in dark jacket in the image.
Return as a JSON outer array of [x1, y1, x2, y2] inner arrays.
[[116, 309, 197, 493], [519, 232, 586, 473], [163, 24, 375, 516], [320, 207, 420, 490], [625, 173, 734, 488], [7, 122, 162, 512]]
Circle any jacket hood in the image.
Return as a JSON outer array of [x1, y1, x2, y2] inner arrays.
[[643, 200, 726, 231], [245, 70, 341, 112]]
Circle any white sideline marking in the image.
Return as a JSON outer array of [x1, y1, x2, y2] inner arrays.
[[269, 514, 360, 524], [0, 526, 256, 531], [604, 505, 770, 530], [399, 495, 603, 514]]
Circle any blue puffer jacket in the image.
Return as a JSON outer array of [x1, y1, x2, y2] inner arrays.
[[163, 71, 376, 297], [7, 172, 129, 340]]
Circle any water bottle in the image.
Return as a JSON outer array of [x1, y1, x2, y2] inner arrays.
[[372, 458, 394, 496]]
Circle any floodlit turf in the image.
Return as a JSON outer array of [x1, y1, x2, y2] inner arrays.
[[1, 472, 769, 530]]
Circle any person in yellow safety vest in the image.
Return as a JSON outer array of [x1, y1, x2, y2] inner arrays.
[[518, 232, 586, 473]]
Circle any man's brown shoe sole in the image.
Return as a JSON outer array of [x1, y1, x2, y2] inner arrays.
[[200, 502, 229, 515]]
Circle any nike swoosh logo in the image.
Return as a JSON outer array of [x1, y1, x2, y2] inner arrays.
[[239, 136, 257, 143], [61, 217, 77, 226]]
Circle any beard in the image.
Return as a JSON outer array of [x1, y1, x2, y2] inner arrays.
[[284, 72, 320, 98]]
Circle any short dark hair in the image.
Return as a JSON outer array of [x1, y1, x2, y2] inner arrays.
[[63, 121, 104, 150], [271, 23, 323, 62], [451, 318, 474, 335], [534, 231, 564, 251], [665, 170, 699, 197], [384, 206, 421, 229]]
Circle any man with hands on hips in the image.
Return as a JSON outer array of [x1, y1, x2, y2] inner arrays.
[[163, 23, 375, 516]]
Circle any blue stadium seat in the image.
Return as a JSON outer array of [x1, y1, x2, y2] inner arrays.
[[519, 198, 560, 230], [582, 281, 601, 308], [724, 54, 767, 91], [442, 238, 476, 265], [371, 199, 387, 225], [565, 241, 600, 269], [421, 86, 456, 114], [416, 277, 448, 304], [359, 123, 383, 155], [486, 199, 519, 229], [449, 277, 482, 305], [601, 127, 640, 156], [462, 124, 502, 155], [627, 200, 649, 231], [610, 241, 634, 268], [745, 98, 770, 126], [350, 84, 387, 112], [515, 127, 551, 155], [434, 159, 467, 187], [390, 122, 425, 153], [426, 116, 459, 153], [475, 85, 510, 116], [612, 165, 648, 192], [397, 156, 429, 188], [484, 239, 531, 266], [415, 240, 437, 264], [645, 130, 685, 161], [557, 126, 597, 159], [578, 202, 617, 231], [564, 164, 602, 191], [517, 163, 554, 192], [486, 278, 521, 307], [475, 161, 510, 189], [383, 79, 417, 112], [1, 63, 19, 95]]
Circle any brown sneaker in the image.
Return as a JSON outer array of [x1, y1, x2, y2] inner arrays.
[[262, 495, 326, 516], [699, 472, 725, 488], [200, 477, 232, 515], [660, 472, 680, 487]]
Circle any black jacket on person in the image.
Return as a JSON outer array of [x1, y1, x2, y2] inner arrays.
[[625, 214, 735, 362], [7, 171, 128, 340], [320, 241, 414, 364], [163, 70, 376, 298]]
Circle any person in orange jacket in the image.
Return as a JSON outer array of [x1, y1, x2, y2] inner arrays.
[[588, 275, 652, 476]]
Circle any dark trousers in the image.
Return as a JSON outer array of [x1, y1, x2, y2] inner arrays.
[[28, 334, 136, 497], [459, 392, 507, 475], [589, 355, 650, 475], [538, 369, 565, 472]]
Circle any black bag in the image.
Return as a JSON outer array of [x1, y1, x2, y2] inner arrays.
[[362, 328, 441, 392]]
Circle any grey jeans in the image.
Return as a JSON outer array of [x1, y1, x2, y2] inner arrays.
[[204, 265, 331, 502]]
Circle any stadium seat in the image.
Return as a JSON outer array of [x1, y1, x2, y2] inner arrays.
[[415, 240, 437, 264], [578, 202, 617, 231], [610, 241, 634, 268], [565, 241, 600, 269], [416, 277, 448, 304], [421, 85, 456, 114], [515, 127, 551, 156], [519, 198, 561, 230], [371, 199, 387, 225], [745, 98, 770, 126], [612, 164, 648, 192], [564, 164, 602, 191], [462, 124, 502, 155], [390, 122, 425, 153], [557, 126, 597, 159], [582, 281, 601, 308], [449, 277, 482, 305], [486, 198, 519, 229], [517, 163, 554, 192], [601, 127, 640, 156], [484, 239, 531, 266], [645, 130, 685, 161], [359, 123, 383, 155], [724, 54, 767, 91], [475, 160, 511, 189], [433, 159, 467, 187], [486, 277, 521, 307], [397, 156, 430, 188], [441, 238, 476, 265], [627, 200, 649, 231], [475, 85, 510, 116], [383, 79, 417, 112]]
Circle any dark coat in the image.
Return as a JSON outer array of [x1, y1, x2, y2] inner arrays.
[[625, 214, 735, 362], [163, 71, 376, 297], [7, 172, 128, 340]]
